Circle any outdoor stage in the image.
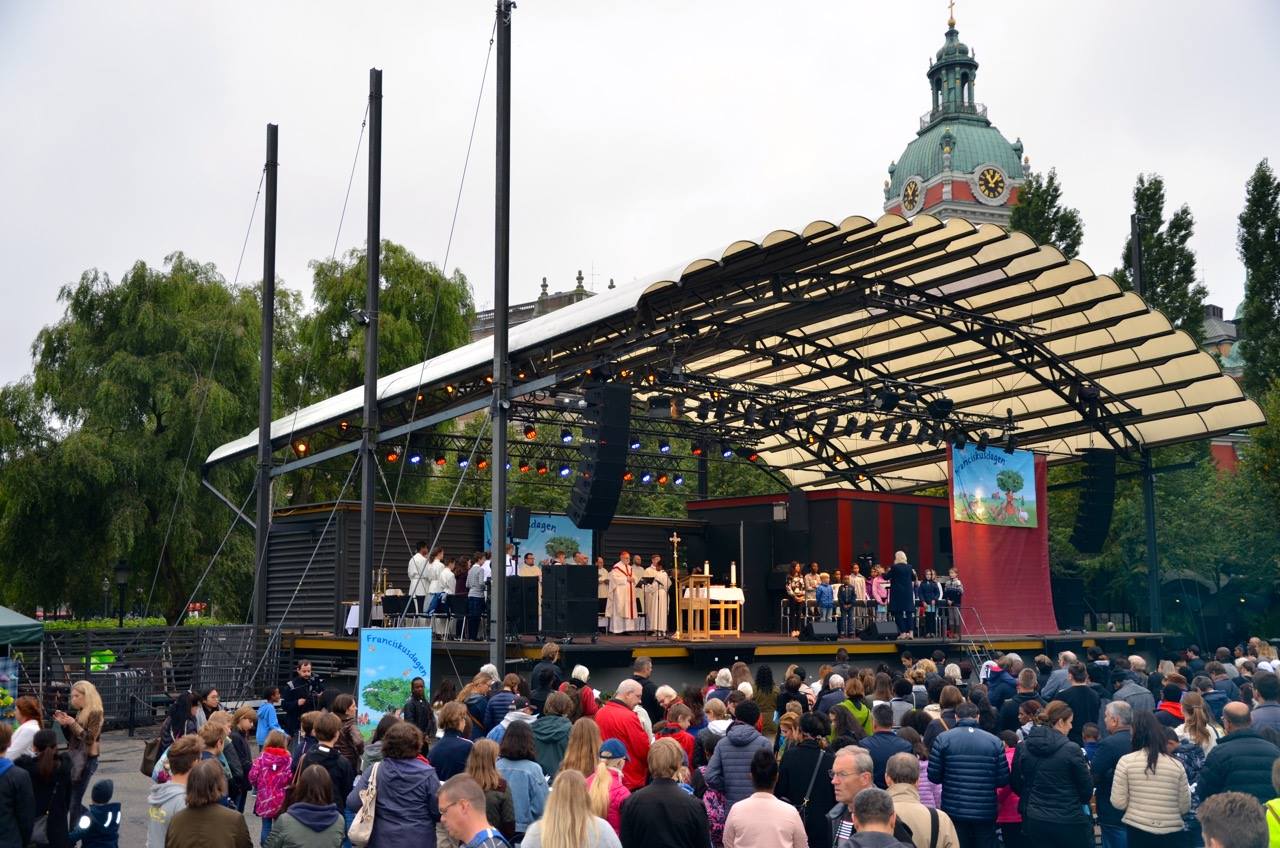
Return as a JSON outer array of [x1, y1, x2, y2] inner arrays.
[[283, 627, 1170, 692]]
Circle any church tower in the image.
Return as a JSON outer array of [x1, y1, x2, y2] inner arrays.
[[883, 8, 1027, 226]]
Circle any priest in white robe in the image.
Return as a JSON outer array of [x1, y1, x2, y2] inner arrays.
[[607, 550, 638, 633], [641, 554, 671, 637]]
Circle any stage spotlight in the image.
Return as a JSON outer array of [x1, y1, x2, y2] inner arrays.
[[292, 439, 310, 456], [659, 439, 671, 453], [1003, 434, 1016, 454], [696, 402, 708, 421], [622, 470, 634, 482], [927, 397, 955, 420], [657, 472, 669, 485], [560, 428, 573, 444], [880, 422, 896, 441], [735, 447, 759, 462], [629, 436, 642, 451], [897, 422, 913, 442], [673, 474, 685, 486], [977, 431, 990, 451], [952, 431, 968, 449], [874, 388, 900, 412], [407, 451, 423, 465], [558, 464, 572, 477], [477, 457, 489, 470], [745, 405, 759, 426], [536, 461, 548, 475], [640, 470, 654, 484], [457, 454, 470, 469], [804, 413, 818, 432], [715, 400, 729, 420], [338, 419, 350, 433], [782, 411, 797, 430], [915, 424, 929, 445], [720, 442, 734, 459], [504, 461, 511, 470], [523, 424, 537, 440], [518, 459, 531, 473], [929, 429, 944, 447], [385, 449, 400, 463], [691, 442, 704, 457], [444, 384, 456, 395], [860, 419, 875, 439], [823, 415, 838, 437], [843, 417, 858, 438], [432, 452, 446, 466]]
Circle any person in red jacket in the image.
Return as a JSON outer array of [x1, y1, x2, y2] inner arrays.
[[594, 680, 651, 790], [657, 703, 697, 767]]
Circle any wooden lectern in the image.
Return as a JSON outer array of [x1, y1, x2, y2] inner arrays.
[[682, 574, 712, 641]]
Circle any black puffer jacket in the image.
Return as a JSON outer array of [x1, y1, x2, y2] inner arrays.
[[1195, 729, 1280, 804], [926, 719, 1009, 822], [1010, 724, 1092, 824]]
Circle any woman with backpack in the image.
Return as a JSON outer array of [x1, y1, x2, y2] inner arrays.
[[249, 730, 294, 846]]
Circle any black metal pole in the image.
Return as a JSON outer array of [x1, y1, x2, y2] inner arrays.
[[360, 69, 383, 631], [1131, 213, 1162, 631], [489, 1, 513, 668], [697, 452, 709, 499], [255, 123, 278, 631], [117, 584, 126, 629]]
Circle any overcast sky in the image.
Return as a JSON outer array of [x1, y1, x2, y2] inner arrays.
[[2, 2, 1277, 388]]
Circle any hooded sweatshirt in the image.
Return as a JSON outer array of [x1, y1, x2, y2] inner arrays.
[[146, 780, 188, 848], [266, 801, 344, 847], [486, 710, 537, 743], [531, 714, 572, 778], [69, 801, 121, 848], [249, 746, 294, 819]]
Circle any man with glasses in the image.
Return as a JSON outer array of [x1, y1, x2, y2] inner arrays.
[[438, 774, 510, 848], [827, 747, 913, 847]]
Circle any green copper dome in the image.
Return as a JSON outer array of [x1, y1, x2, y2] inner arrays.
[[886, 20, 1026, 200]]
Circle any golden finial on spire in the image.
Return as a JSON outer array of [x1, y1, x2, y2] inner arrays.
[[947, 0, 956, 28]]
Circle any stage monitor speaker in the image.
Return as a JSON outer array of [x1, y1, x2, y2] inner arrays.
[[567, 383, 632, 530], [801, 620, 839, 641], [787, 489, 809, 533], [1070, 448, 1116, 554], [542, 566, 597, 604], [859, 620, 900, 641], [510, 506, 531, 540]]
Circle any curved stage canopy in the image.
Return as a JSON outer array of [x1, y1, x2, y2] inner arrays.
[[206, 212, 1264, 492]]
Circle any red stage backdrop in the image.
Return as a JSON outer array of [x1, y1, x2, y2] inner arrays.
[[949, 452, 1057, 635]]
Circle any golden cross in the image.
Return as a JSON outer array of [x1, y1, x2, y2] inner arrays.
[[947, 0, 956, 26], [669, 532, 681, 546]]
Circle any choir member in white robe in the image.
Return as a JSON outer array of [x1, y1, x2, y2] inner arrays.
[[607, 550, 638, 633], [641, 555, 671, 637]]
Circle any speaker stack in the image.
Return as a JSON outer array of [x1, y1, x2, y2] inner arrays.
[[1070, 448, 1116, 554], [801, 620, 839, 641], [541, 567, 598, 636], [859, 620, 900, 641], [567, 383, 632, 530]]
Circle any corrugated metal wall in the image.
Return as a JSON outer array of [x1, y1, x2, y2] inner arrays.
[[266, 516, 341, 631]]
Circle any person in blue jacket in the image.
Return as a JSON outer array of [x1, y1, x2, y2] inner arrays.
[[257, 687, 287, 748], [69, 779, 120, 848]]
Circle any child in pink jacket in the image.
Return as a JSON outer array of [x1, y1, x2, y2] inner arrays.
[[248, 730, 293, 845]]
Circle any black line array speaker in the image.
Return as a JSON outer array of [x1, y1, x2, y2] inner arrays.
[[506, 576, 539, 635], [567, 383, 632, 530], [801, 620, 839, 641], [859, 620, 900, 641], [541, 567, 598, 635], [1070, 448, 1116, 554], [510, 506, 531, 540], [787, 489, 809, 533]]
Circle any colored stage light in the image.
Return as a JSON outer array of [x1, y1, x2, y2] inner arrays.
[[558, 464, 572, 477], [673, 474, 685, 486], [860, 419, 875, 439], [656, 472, 669, 485], [720, 443, 734, 458], [444, 384, 456, 394], [629, 436, 642, 450], [691, 443, 704, 457], [640, 470, 654, 484], [560, 428, 573, 444], [407, 451, 423, 465], [338, 419, 350, 433], [623, 470, 634, 482], [536, 461, 548, 475], [523, 424, 537, 440], [385, 450, 400, 463], [457, 454, 470, 469], [518, 459, 531, 473], [659, 439, 670, 453], [476, 457, 490, 470], [434, 453, 446, 466], [292, 439, 310, 456]]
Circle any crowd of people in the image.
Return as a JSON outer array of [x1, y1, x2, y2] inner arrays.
[[5, 642, 1280, 847]]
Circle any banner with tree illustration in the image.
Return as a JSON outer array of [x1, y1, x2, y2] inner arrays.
[[483, 510, 594, 563], [950, 445, 1038, 528], [355, 628, 432, 741]]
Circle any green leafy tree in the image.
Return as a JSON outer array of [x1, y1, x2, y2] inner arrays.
[[1113, 174, 1208, 344], [1238, 159, 1280, 396], [0, 254, 262, 620], [1008, 169, 1084, 259], [544, 536, 580, 557], [995, 469, 1024, 495]]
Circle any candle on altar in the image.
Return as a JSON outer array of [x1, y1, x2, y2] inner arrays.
[[703, 560, 710, 576], [730, 561, 737, 586]]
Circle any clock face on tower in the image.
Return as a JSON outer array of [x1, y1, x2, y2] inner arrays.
[[901, 178, 922, 213], [977, 167, 1006, 200]]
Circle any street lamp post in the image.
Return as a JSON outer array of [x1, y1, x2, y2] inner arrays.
[[114, 560, 131, 629], [100, 576, 110, 619]]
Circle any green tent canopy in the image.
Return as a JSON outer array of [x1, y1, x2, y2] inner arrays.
[[0, 605, 42, 645]]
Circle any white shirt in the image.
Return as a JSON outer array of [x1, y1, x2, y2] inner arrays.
[[408, 552, 430, 597], [5, 719, 39, 760], [426, 558, 447, 594]]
